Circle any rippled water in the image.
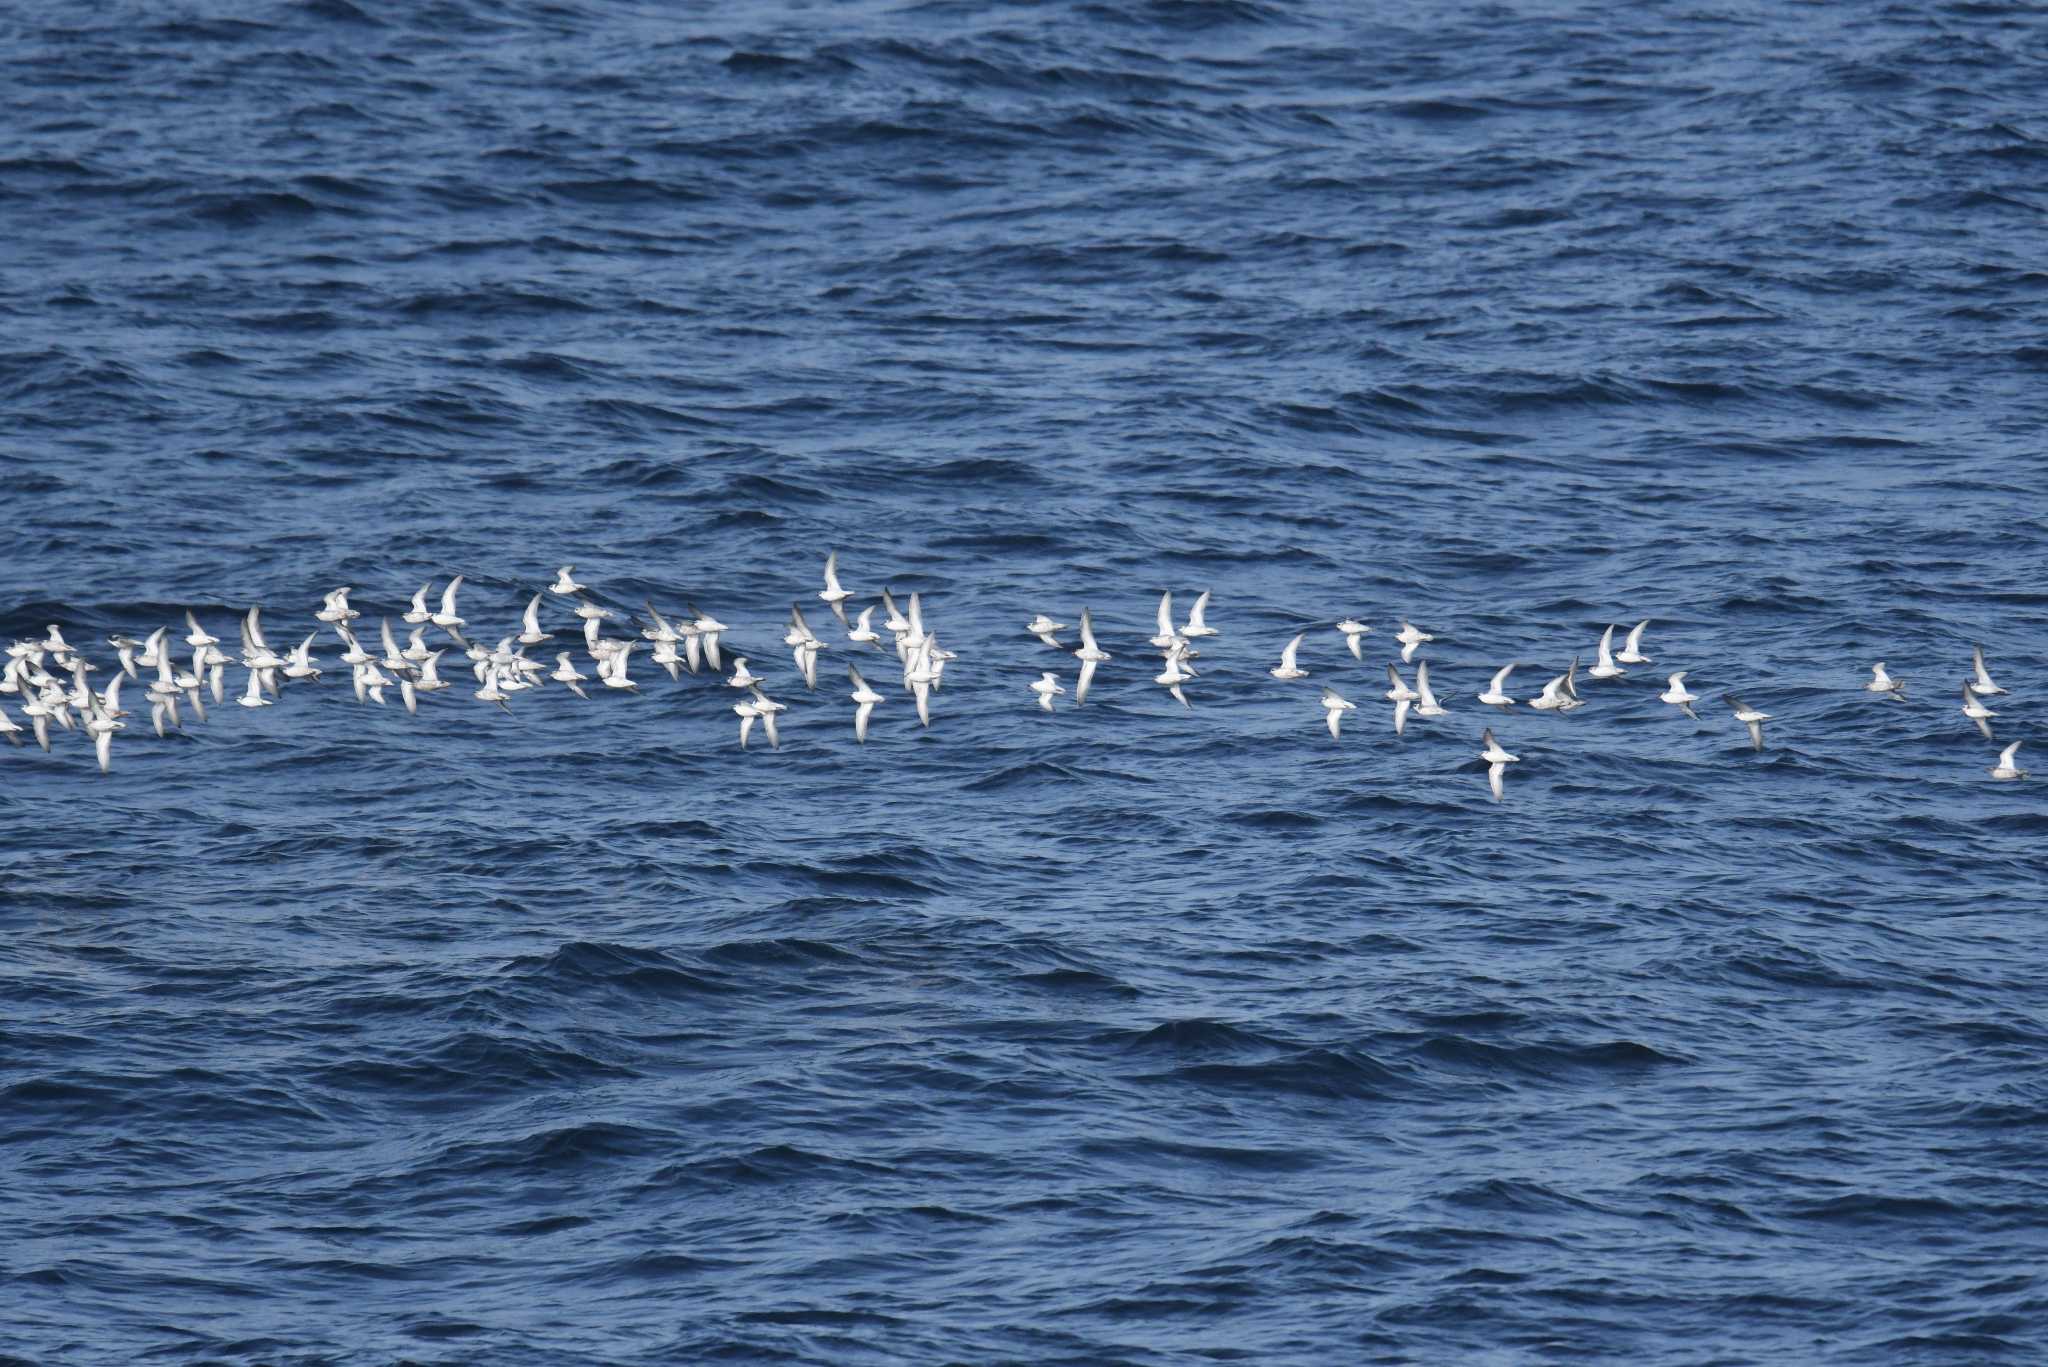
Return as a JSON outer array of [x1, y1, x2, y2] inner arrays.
[[6, 2, 2048, 1361]]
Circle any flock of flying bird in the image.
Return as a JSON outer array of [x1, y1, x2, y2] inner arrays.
[[1025, 591, 2025, 799], [0, 553, 2031, 797]]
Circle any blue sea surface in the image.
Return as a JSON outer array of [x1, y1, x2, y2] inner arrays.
[[5, 1, 2048, 1362]]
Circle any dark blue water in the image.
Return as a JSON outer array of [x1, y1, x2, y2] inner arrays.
[[5, 2, 2048, 1361]]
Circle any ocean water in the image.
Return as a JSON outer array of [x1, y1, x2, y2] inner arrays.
[[5, 1, 2048, 1362]]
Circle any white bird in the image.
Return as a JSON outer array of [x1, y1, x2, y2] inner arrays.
[[693, 607, 727, 673], [749, 687, 785, 749], [184, 610, 219, 649], [732, 697, 759, 749], [1530, 659, 1585, 713], [1074, 608, 1110, 705], [927, 632, 958, 691], [1725, 694, 1770, 751], [335, 625, 372, 668], [819, 551, 854, 626], [237, 669, 271, 708], [933, 628, 966, 681], [642, 602, 685, 680], [1414, 660, 1448, 719], [1385, 663, 1418, 735], [100, 674, 132, 721], [1181, 590, 1217, 640], [600, 641, 638, 691], [1321, 686, 1355, 739], [416, 651, 451, 695], [0, 703, 20, 746], [1155, 655, 1193, 709], [1961, 682, 1996, 740], [358, 661, 393, 706], [85, 690, 124, 774], [904, 638, 938, 727], [1477, 663, 1517, 709], [1270, 633, 1308, 681], [1660, 671, 1700, 720], [849, 664, 882, 742], [671, 611, 708, 675], [1395, 621, 1432, 663], [1969, 645, 2006, 697], [1616, 619, 1653, 665], [549, 565, 585, 596], [1480, 727, 1519, 804], [1149, 591, 1178, 649], [1031, 671, 1064, 712], [1989, 740, 2026, 781], [172, 653, 207, 722], [90, 720, 119, 774], [788, 600, 824, 645], [1480, 727, 1518, 765], [404, 582, 434, 625], [1588, 625, 1626, 680], [880, 590, 911, 641], [577, 607, 607, 654], [519, 593, 550, 646], [146, 683, 180, 737], [552, 653, 588, 699], [785, 604, 825, 689], [376, 618, 408, 675], [285, 634, 322, 681], [316, 588, 359, 625], [431, 576, 466, 639], [1026, 614, 1066, 649], [727, 658, 760, 690], [20, 692, 54, 751], [904, 592, 928, 652], [1866, 662, 1905, 700], [847, 606, 883, 649], [1335, 619, 1371, 661]]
